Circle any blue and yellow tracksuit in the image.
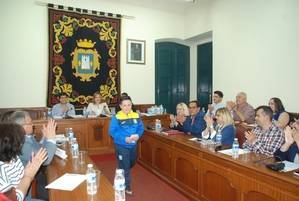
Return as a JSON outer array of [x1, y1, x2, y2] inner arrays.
[[109, 110, 144, 190]]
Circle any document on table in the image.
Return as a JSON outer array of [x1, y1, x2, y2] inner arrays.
[[281, 161, 299, 172], [55, 147, 67, 159], [218, 148, 251, 156], [189, 137, 198, 141], [46, 173, 86, 191]]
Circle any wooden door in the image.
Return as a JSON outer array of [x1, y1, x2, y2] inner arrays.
[[155, 42, 190, 114], [197, 42, 212, 111]]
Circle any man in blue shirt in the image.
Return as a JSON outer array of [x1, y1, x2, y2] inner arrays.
[[10, 111, 57, 200], [51, 93, 75, 118], [177, 100, 206, 138]]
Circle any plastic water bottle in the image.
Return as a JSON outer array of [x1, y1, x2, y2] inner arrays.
[[83, 107, 87, 117], [71, 138, 79, 158], [67, 128, 74, 144], [215, 132, 222, 146], [86, 164, 97, 195], [155, 119, 162, 133], [47, 108, 52, 118], [232, 138, 239, 159], [159, 105, 164, 114], [114, 169, 125, 201]]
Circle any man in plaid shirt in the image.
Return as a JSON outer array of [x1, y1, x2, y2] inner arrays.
[[243, 105, 284, 156]]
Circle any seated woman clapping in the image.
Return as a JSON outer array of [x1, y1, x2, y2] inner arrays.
[[202, 108, 236, 146], [275, 120, 299, 163], [169, 103, 189, 129], [0, 123, 47, 201]]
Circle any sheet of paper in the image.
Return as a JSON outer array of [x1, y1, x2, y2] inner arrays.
[[55, 134, 67, 142], [68, 115, 84, 118], [46, 173, 86, 191], [218, 148, 251, 156], [281, 161, 299, 172], [189, 137, 198, 141], [55, 148, 67, 159]]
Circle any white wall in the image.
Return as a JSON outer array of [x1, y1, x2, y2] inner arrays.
[[185, 0, 299, 112], [1, 0, 298, 112], [0, 0, 185, 107]]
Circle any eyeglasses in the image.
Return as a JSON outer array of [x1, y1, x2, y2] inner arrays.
[[189, 106, 197, 109]]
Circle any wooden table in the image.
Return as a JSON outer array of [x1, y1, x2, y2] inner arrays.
[[138, 130, 299, 201], [33, 114, 171, 154], [46, 146, 114, 201]]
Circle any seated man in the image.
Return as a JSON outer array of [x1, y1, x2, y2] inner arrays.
[[227, 92, 255, 124], [176, 100, 206, 138], [243, 106, 284, 156], [9, 111, 57, 200], [275, 120, 299, 163], [52, 93, 75, 117], [206, 90, 226, 117]]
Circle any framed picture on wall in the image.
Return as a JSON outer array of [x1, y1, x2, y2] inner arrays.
[[127, 39, 146, 64]]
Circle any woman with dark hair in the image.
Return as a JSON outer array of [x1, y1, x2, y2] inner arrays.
[[0, 123, 47, 201], [109, 96, 144, 195], [268, 97, 290, 128]]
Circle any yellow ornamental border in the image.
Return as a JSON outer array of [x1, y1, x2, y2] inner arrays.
[[51, 15, 119, 104], [53, 16, 117, 58]]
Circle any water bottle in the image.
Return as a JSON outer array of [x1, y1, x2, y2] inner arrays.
[[232, 138, 239, 159], [47, 108, 52, 118], [83, 107, 87, 117], [114, 169, 125, 201], [215, 132, 222, 146], [159, 105, 164, 115], [156, 106, 160, 114], [71, 138, 79, 158], [86, 164, 97, 195], [67, 128, 74, 143], [155, 119, 162, 133]]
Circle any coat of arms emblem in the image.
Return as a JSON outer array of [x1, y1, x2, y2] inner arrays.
[[71, 39, 101, 81]]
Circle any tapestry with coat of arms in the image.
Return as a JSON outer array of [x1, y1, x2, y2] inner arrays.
[[48, 9, 120, 107]]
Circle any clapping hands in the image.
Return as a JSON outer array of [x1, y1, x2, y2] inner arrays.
[[204, 115, 213, 127], [226, 101, 236, 111], [176, 115, 186, 125], [24, 148, 48, 180], [245, 131, 257, 144], [42, 119, 57, 140]]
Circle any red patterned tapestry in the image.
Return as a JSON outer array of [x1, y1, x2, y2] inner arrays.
[[48, 9, 120, 107]]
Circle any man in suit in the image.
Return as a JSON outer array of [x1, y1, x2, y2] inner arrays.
[[176, 100, 206, 138], [10, 111, 57, 200]]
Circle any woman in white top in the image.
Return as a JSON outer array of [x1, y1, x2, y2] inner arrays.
[[86, 92, 111, 117], [0, 123, 47, 201], [169, 102, 189, 128]]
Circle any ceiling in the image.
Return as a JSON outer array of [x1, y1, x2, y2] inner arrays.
[[105, 0, 208, 14]]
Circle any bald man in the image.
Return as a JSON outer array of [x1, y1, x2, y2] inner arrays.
[[227, 92, 255, 124]]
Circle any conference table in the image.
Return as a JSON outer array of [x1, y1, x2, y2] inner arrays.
[[46, 145, 114, 201], [138, 129, 299, 201], [33, 115, 299, 201], [33, 115, 169, 201]]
